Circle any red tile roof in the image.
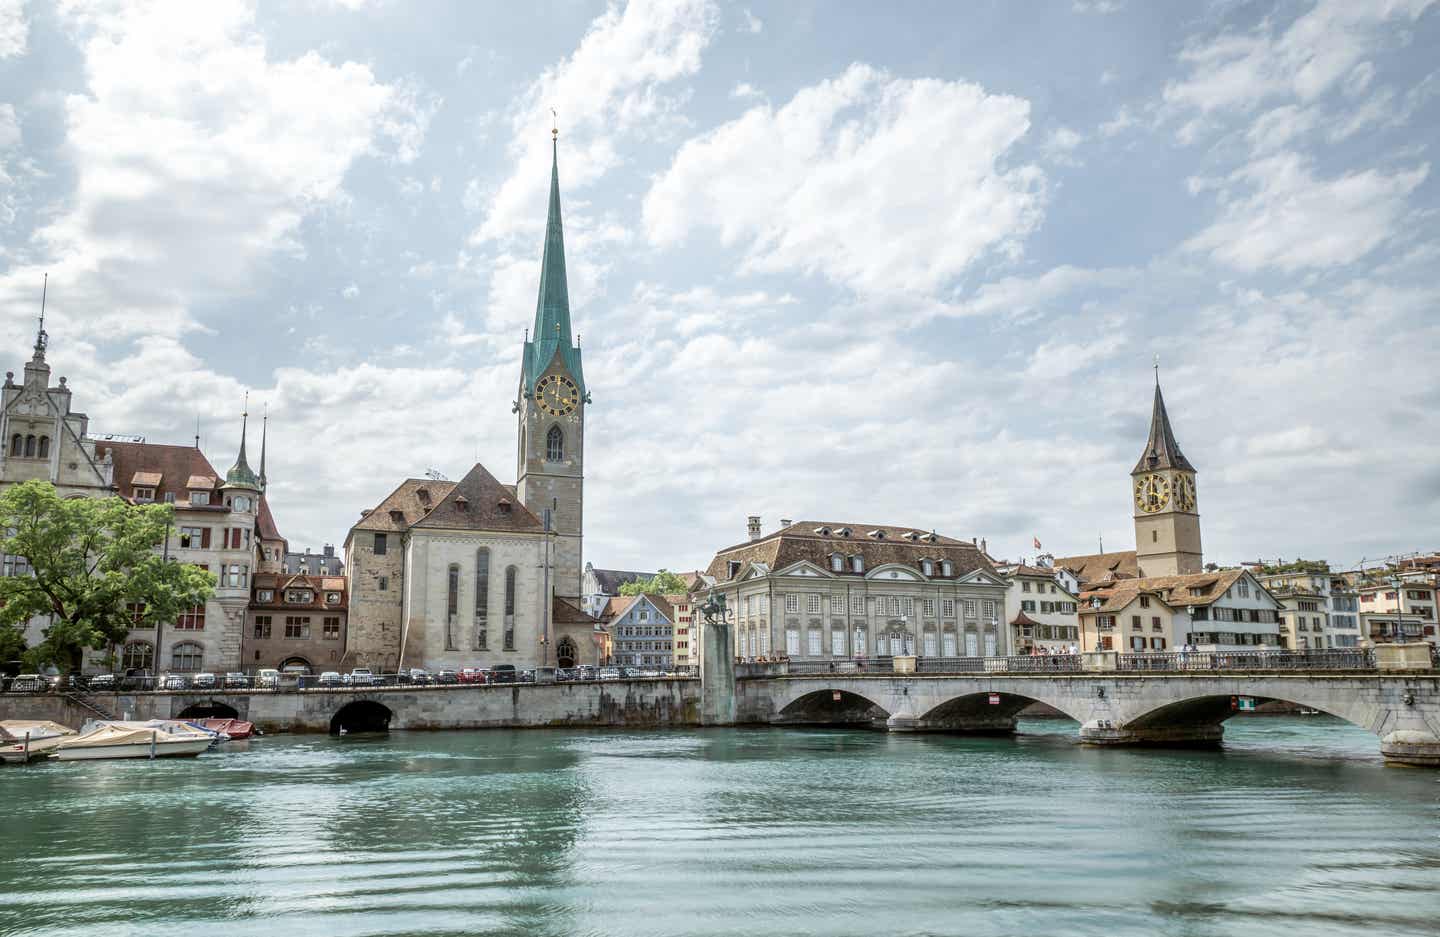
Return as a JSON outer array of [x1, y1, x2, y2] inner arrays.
[[95, 441, 225, 507]]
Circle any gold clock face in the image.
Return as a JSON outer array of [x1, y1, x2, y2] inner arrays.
[[534, 375, 580, 416], [1134, 473, 1171, 514], [1174, 474, 1196, 512]]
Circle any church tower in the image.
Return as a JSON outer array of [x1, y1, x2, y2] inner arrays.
[[1132, 374, 1202, 577], [515, 129, 587, 599]]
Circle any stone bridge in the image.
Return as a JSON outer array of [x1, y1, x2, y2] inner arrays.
[[733, 669, 1440, 766]]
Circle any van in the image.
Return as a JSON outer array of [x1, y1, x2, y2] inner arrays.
[[255, 668, 280, 689]]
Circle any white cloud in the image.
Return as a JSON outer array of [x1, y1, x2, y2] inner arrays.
[[474, 0, 718, 245], [644, 64, 1045, 297], [1098, 105, 1136, 136], [341, 283, 360, 299], [0, 0, 418, 339], [741, 8, 763, 33], [944, 265, 1139, 320], [1162, 0, 1436, 123], [0, 102, 17, 149], [1183, 151, 1428, 273], [0, 0, 26, 59], [1044, 126, 1084, 164], [730, 81, 763, 100], [1072, 1, 1123, 13]]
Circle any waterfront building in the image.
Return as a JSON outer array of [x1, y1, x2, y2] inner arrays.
[[1358, 578, 1437, 645], [1056, 375, 1203, 587], [344, 133, 592, 673], [1078, 568, 1283, 652], [580, 563, 657, 616], [702, 518, 1008, 660], [285, 543, 344, 576], [603, 594, 675, 670], [992, 559, 1080, 653], [665, 593, 697, 668], [243, 572, 348, 673]]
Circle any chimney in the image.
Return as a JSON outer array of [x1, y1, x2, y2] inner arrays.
[[981, 537, 988, 554], [747, 516, 761, 541], [323, 543, 335, 557], [780, 518, 792, 530]]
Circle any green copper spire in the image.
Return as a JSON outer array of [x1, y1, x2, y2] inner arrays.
[[521, 133, 586, 398], [224, 395, 261, 490]]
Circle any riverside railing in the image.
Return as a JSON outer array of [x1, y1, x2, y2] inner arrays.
[[1115, 649, 1375, 672]]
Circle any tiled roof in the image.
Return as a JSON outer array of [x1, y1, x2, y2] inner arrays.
[[600, 595, 641, 620], [1078, 569, 1255, 614], [131, 471, 162, 487], [256, 495, 284, 543], [706, 520, 993, 583], [410, 463, 545, 533], [251, 572, 348, 611], [1010, 610, 1042, 627], [96, 441, 224, 506], [552, 595, 595, 626], [1133, 382, 1196, 474], [351, 479, 458, 532], [1052, 550, 1139, 585]]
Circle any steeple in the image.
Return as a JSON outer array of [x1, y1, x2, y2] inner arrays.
[[33, 273, 49, 363], [1132, 374, 1195, 474], [224, 394, 260, 489], [520, 127, 586, 397], [258, 404, 268, 491]]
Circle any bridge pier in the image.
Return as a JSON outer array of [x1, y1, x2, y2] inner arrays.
[[1379, 731, 1440, 767], [885, 711, 1016, 734], [1078, 720, 1224, 748]]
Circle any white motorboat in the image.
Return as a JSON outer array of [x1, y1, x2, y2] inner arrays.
[[55, 721, 213, 761], [0, 721, 76, 764]]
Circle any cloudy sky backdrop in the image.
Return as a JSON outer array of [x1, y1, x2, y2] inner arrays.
[[1, 0, 1437, 573]]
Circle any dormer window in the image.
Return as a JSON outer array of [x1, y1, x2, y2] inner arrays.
[[326, 592, 341, 604], [814, 526, 831, 536], [256, 590, 274, 602], [902, 531, 918, 541], [416, 487, 431, 505], [494, 497, 508, 514], [941, 560, 953, 576], [830, 553, 843, 572], [867, 530, 885, 540], [921, 559, 934, 577], [728, 560, 741, 579], [388, 509, 404, 522], [850, 555, 864, 573], [285, 589, 313, 604], [190, 491, 210, 506], [835, 527, 851, 537], [134, 487, 155, 503]]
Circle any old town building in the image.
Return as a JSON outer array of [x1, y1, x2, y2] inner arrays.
[[344, 134, 594, 673], [704, 518, 1008, 661], [580, 563, 657, 616], [993, 559, 1080, 653], [1358, 577, 1437, 645], [243, 572, 348, 673], [1078, 568, 1282, 652], [603, 594, 675, 670]]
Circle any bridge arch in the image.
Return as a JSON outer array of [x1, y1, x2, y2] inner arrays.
[[176, 700, 240, 720], [915, 690, 1088, 733], [776, 688, 890, 727], [330, 699, 392, 735]]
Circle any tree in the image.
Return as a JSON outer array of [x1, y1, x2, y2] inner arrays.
[[619, 569, 691, 596], [0, 480, 216, 673]]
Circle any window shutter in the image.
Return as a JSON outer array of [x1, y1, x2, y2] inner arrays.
[[201, 528, 211, 548]]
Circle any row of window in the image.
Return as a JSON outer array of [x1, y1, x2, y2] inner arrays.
[[618, 626, 672, 637], [253, 615, 342, 640], [774, 593, 998, 619], [1020, 581, 1062, 594], [1019, 600, 1078, 614], [752, 628, 1002, 659], [120, 640, 204, 672], [8, 434, 49, 459], [822, 554, 958, 577], [1190, 607, 1279, 623]]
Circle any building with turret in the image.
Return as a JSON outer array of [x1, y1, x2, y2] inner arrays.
[[343, 132, 597, 673]]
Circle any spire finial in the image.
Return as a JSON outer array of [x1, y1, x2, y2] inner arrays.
[[551, 107, 558, 142], [1153, 353, 1159, 385], [259, 402, 269, 491], [33, 273, 49, 359], [195, 413, 200, 450]]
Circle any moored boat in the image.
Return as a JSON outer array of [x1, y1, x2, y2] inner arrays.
[[199, 717, 256, 740], [55, 721, 213, 761], [0, 721, 76, 764]]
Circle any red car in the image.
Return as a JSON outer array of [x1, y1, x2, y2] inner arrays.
[[458, 667, 487, 684]]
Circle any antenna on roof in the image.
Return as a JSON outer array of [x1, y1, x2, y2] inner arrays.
[[1099, 532, 1104, 553], [424, 468, 449, 481], [194, 414, 200, 450]]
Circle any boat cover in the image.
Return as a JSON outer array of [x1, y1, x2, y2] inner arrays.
[[0, 720, 75, 741]]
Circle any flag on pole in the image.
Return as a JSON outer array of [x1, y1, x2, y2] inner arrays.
[[1033, 536, 1042, 550]]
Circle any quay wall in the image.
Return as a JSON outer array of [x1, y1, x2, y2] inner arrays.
[[0, 679, 703, 734]]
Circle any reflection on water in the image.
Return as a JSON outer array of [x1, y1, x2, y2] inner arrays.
[[2, 718, 1437, 937]]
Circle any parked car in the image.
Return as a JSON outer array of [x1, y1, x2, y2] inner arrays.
[[348, 668, 377, 687], [160, 673, 188, 691], [408, 668, 433, 686], [434, 670, 459, 685], [224, 672, 249, 689], [120, 669, 155, 691], [489, 664, 517, 685], [598, 667, 620, 681], [86, 673, 117, 690], [458, 667, 487, 685], [8, 673, 49, 693], [555, 668, 577, 682], [318, 671, 343, 687], [255, 668, 280, 689], [191, 672, 218, 689], [520, 669, 536, 683], [577, 665, 597, 681]]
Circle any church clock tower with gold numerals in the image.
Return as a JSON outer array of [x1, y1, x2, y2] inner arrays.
[[515, 127, 587, 600], [1131, 373, 1202, 577]]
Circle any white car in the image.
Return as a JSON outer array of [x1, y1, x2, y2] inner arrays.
[[598, 667, 620, 681], [347, 668, 377, 686], [191, 672, 218, 689], [318, 671, 343, 687], [255, 668, 280, 689]]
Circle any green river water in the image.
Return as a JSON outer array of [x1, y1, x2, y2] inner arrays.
[[1, 717, 1438, 937]]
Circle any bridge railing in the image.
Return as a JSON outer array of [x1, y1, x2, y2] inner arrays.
[[1116, 649, 1376, 672]]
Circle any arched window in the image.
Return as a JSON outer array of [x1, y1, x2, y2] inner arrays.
[[921, 559, 934, 577], [830, 553, 843, 572], [850, 555, 864, 573], [171, 642, 203, 672], [23, 435, 35, 457], [446, 563, 460, 650], [121, 641, 154, 673], [941, 560, 953, 577], [8, 434, 20, 456], [474, 548, 490, 649], [503, 566, 517, 650], [557, 636, 578, 668], [37, 436, 49, 458], [546, 425, 563, 461]]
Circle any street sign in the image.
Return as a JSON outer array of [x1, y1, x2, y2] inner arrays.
[[1237, 696, 1256, 712], [832, 691, 842, 702], [988, 693, 1001, 706]]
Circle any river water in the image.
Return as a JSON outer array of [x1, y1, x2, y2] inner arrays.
[[2, 717, 1437, 937]]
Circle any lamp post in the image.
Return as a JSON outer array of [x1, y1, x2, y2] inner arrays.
[[1391, 573, 1406, 644]]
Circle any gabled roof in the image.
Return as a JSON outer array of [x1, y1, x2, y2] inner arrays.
[[1133, 380, 1196, 474], [1010, 610, 1043, 627], [95, 442, 224, 506], [552, 595, 595, 626], [351, 479, 457, 533], [1079, 568, 1267, 614], [410, 462, 544, 533], [256, 495, 284, 543], [707, 520, 993, 583], [1052, 550, 1139, 586], [250, 572, 348, 611]]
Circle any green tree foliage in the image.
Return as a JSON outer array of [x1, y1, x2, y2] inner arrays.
[[0, 480, 215, 673], [619, 569, 691, 596]]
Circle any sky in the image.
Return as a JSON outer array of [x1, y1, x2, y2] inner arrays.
[[1, 0, 1437, 576]]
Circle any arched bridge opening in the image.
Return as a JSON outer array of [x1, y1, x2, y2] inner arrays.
[[910, 692, 1085, 735], [330, 700, 392, 735], [176, 701, 240, 720], [1118, 693, 1352, 748], [776, 689, 890, 728]]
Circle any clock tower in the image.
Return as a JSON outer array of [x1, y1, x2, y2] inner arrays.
[[1131, 375, 1202, 577], [516, 130, 586, 600]]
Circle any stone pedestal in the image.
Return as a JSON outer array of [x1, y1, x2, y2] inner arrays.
[[1082, 651, 1118, 672], [700, 620, 736, 726], [1079, 719, 1223, 748], [1380, 730, 1440, 767], [1374, 643, 1435, 672]]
